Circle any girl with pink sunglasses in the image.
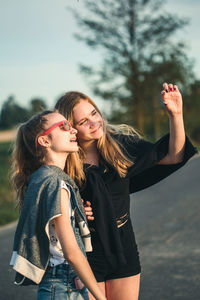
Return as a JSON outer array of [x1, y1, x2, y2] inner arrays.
[[10, 110, 106, 300]]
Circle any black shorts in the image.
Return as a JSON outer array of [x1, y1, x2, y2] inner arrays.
[[86, 219, 141, 282]]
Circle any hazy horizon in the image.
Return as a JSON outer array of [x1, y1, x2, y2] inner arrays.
[[1, 0, 200, 111]]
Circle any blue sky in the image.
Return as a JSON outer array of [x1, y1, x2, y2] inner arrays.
[[0, 0, 200, 111]]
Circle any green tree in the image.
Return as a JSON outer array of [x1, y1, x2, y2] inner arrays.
[[183, 80, 200, 143], [0, 96, 29, 129], [71, 0, 194, 138], [30, 98, 47, 115]]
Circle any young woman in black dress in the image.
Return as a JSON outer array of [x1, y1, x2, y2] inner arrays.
[[55, 83, 197, 300]]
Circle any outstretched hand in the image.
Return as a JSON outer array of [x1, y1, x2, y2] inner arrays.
[[161, 83, 183, 116]]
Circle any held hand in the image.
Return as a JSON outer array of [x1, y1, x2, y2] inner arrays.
[[83, 200, 94, 221], [161, 83, 183, 116]]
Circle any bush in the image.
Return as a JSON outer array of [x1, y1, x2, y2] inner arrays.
[[0, 142, 19, 226]]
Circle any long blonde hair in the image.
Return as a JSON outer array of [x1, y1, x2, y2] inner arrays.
[[55, 91, 139, 186]]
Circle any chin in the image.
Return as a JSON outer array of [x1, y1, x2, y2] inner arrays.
[[96, 133, 103, 140], [92, 127, 103, 139], [72, 145, 79, 152], [67, 145, 79, 153]]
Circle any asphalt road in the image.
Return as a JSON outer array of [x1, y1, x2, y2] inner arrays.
[[1, 155, 199, 300], [0, 222, 38, 300], [131, 155, 200, 300]]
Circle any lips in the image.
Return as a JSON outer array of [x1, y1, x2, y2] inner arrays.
[[91, 124, 102, 134], [70, 136, 77, 142]]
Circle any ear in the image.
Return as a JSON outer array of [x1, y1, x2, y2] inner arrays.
[[37, 136, 51, 148]]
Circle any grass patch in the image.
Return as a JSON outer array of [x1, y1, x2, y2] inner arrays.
[[0, 141, 19, 226], [0, 202, 19, 226]]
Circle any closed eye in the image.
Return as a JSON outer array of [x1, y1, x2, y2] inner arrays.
[[78, 110, 97, 126], [59, 124, 66, 130], [79, 119, 87, 126]]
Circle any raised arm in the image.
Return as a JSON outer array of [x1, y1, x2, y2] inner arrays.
[[159, 83, 185, 165], [54, 188, 106, 300]]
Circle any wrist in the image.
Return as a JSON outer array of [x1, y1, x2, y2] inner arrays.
[[168, 112, 183, 120]]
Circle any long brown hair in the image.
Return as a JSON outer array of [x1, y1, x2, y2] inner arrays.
[[55, 91, 138, 185], [11, 110, 54, 209]]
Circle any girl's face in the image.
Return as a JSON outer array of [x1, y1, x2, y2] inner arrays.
[[38, 112, 78, 153], [73, 100, 103, 143]]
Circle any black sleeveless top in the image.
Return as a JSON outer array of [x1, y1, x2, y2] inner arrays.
[[80, 134, 197, 268]]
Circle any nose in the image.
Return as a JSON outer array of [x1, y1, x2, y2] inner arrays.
[[70, 127, 77, 134], [89, 121, 98, 128]]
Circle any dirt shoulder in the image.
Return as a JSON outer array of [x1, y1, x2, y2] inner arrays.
[[0, 129, 16, 142]]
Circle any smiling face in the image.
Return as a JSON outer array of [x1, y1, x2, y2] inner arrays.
[[73, 99, 104, 144], [38, 112, 78, 153]]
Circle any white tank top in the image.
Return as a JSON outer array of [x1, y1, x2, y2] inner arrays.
[[48, 180, 74, 267]]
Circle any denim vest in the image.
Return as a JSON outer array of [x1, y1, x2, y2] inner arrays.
[[10, 165, 91, 285]]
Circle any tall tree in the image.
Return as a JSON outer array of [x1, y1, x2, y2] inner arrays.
[[30, 98, 47, 115], [183, 80, 200, 143], [71, 0, 194, 138], [0, 96, 29, 129]]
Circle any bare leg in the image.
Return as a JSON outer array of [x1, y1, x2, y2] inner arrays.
[[106, 274, 140, 300], [88, 282, 106, 300]]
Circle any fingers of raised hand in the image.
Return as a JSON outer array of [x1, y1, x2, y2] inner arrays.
[[161, 83, 168, 103], [168, 83, 179, 92], [173, 85, 179, 92], [161, 83, 179, 103], [163, 82, 169, 92], [162, 82, 179, 93]]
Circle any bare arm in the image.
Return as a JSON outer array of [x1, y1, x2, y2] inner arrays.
[[54, 189, 106, 300], [159, 83, 185, 165]]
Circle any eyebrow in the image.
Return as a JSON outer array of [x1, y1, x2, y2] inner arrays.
[[76, 109, 96, 124]]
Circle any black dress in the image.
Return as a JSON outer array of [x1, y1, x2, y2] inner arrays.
[[80, 134, 197, 282]]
